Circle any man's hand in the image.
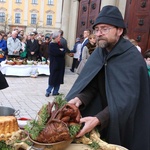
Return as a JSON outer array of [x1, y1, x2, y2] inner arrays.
[[76, 116, 100, 137], [68, 97, 82, 107], [13, 50, 18, 54], [31, 52, 35, 55]]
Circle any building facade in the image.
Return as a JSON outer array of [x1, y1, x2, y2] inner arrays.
[[0, 0, 150, 66], [0, 0, 62, 35]]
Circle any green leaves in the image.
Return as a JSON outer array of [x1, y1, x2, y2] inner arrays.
[[0, 141, 13, 150], [54, 95, 67, 109], [69, 124, 81, 138]]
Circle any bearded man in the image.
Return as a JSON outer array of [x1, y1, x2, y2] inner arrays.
[[66, 5, 150, 150]]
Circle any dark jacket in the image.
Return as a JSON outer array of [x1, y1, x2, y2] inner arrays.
[[26, 39, 39, 55], [0, 71, 8, 90], [60, 37, 70, 53], [0, 39, 7, 61], [40, 42, 49, 59], [66, 37, 150, 150], [48, 42, 65, 86]]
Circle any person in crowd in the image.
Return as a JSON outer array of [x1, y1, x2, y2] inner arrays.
[[0, 71, 8, 90], [7, 30, 21, 59], [0, 33, 7, 62], [19, 36, 27, 59], [76, 34, 96, 74], [7, 31, 11, 38], [66, 5, 150, 150], [79, 29, 91, 62], [26, 32, 39, 61], [18, 30, 24, 40], [45, 31, 66, 97], [59, 29, 70, 53], [3, 34, 7, 41], [36, 37, 43, 61], [144, 49, 150, 76], [129, 38, 141, 52], [39, 36, 50, 62], [70, 37, 82, 73]]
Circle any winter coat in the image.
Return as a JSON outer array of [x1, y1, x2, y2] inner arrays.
[[48, 42, 65, 86]]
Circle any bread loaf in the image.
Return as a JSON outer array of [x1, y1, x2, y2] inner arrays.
[[0, 116, 19, 141]]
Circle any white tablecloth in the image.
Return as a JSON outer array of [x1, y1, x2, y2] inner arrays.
[[0, 61, 50, 76]]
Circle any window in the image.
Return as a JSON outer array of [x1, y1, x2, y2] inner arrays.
[[15, 13, 20, 23], [16, 0, 21, 3], [32, 0, 37, 4], [0, 0, 5, 2], [48, 0, 53, 5], [31, 14, 37, 24], [0, 12, 5, 23], [47, 15, 52, 25]]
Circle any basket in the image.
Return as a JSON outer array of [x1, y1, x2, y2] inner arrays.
[[15, 61, 23, 65], [28, 136, 73, 150], [6, 61, 15, 65]]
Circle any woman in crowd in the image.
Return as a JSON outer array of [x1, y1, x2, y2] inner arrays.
[[144, 49, 150, 76], [0, 33, 7, 62], [45, 31, 66, 97], [76, 34, 97, 74], [20, 36, 27, 59]]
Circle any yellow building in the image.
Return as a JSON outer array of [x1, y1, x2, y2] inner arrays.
[[0, 0, 61, 36]]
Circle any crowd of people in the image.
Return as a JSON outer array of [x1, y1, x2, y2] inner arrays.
[[0, 29, 51, 63]]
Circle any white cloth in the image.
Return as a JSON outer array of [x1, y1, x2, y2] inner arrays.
[[0, 61, 50, 76]]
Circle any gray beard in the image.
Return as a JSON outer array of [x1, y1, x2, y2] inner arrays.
[[97, 40, 109, 48]]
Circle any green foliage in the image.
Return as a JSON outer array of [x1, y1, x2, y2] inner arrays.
[[24, 104, 49, 140], [69, 124, 81, 138], [0, 141, 13, 150], [88, 141, 100, 150], [54, 95, 67, 109], [39, 104, 50, 125]]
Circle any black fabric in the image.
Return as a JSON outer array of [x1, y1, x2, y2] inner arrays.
[[60, 37, 70, 53], [26, 39, 39, 60], [48, 42, 65, 86], [66, 37, 150, 150], [0, 71, 8, 90], [93, 5, 125, 29]]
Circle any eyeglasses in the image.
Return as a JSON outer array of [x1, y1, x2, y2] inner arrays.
[[94, 27, 115, 34]]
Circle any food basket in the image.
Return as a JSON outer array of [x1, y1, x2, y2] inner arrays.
[[15, 60, 23, 65], [6, 61, 15, 65], [28, 135, 73, 150]]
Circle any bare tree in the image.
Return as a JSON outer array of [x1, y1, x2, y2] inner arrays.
[[31, 17, 43, 32], [1, 14, 11, 33]]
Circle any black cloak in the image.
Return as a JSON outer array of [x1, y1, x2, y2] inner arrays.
[[48, 42, 65, 86], [66, 37, 150, 150], [0, 71, 8, 90]]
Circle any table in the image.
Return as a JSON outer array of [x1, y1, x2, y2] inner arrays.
[[0, 61, 50, 76]]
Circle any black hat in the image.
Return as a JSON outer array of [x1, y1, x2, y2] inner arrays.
[[93, 5, 125, 29]]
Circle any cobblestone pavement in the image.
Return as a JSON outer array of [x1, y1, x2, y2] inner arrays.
[[0, 67, 78, 119]]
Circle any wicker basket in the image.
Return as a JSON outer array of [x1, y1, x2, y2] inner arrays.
[[15, 61, 23, 65], [6, 61, 15, 65]]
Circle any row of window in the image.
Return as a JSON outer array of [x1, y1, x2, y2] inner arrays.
[[0, 0, 54, 5], [0, 12, 52, 25]]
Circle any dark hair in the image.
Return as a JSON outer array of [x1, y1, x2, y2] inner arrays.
[[45, 36, 50, 40], [59, 30, 63, 36], [144, 50, 150, 58]]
